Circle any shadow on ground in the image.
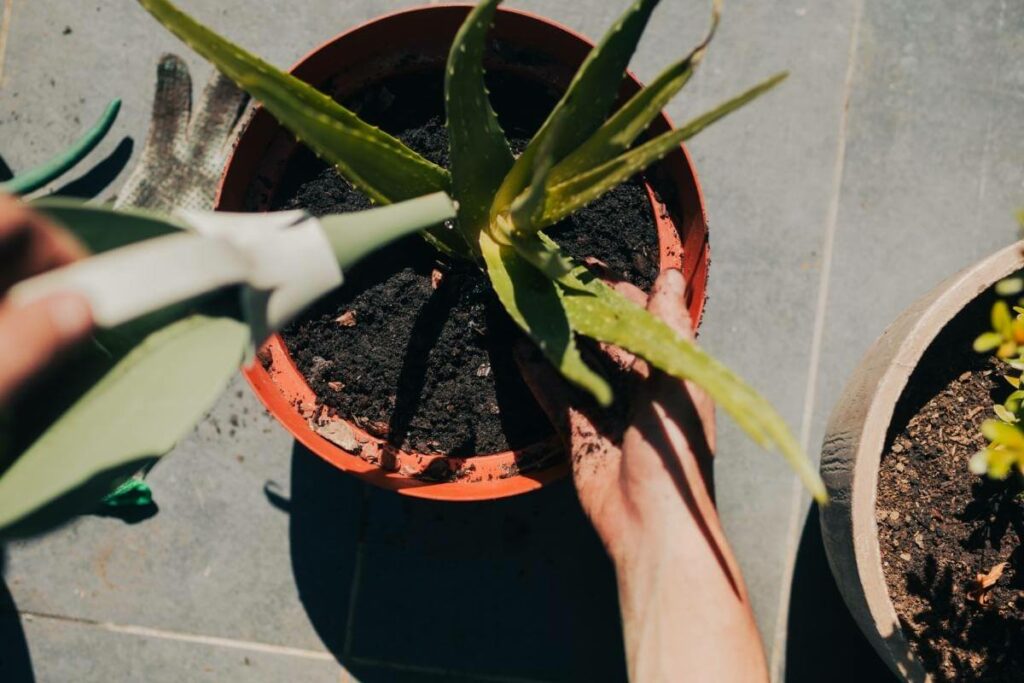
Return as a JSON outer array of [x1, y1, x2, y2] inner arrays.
[[784, 504, 895, 682], [286, 442, 627, 681], [0, 550, 34, 683]]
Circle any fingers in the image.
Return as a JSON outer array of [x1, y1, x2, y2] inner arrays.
[[0, 195, 88, 292], [0, 293, 93, 406], [645, 269, 714, 439], [512, 341, 619, 482]]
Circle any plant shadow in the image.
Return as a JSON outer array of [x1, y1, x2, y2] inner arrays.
[[784, 505, 896, 682], [53, 137, 134, 200], [284, 441, 627, 681]]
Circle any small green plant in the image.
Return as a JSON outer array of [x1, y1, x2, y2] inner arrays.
[[0, 99, 121, 195], [973, 276, 1024, 478], [138, 0, 826, 501]]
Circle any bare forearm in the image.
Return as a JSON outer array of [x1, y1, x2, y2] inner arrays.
[[613, 521, 768, 682]]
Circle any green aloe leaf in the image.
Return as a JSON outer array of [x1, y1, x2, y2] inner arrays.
[[548, 0, 721, 186], [0, 316, 247, 538], [136, 0, 467, 258], [445, 0, 514, 244], [493, 0, 661, 214], [539, 71, 788, 227], [526, 233, 825, 502], [0, 99, 121, 196], [480, 232, 612, 405]]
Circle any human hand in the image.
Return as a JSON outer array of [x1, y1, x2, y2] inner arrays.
[[517, 267, 767, 681], [0, 194, 93, 406]]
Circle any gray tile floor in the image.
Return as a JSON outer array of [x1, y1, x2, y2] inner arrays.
[[1, 0, 1022, 680]]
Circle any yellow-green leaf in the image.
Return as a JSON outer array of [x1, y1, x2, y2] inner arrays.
[[479, 232, 612, 405], [539, 72, 788, 227], [445, 0, 514, 244], [974, 331, 1006, 353], [493, 0, 662, 214], [547, 0, 721, 186]]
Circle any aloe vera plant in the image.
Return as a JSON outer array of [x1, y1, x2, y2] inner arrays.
[[139, 0, 826, 501]]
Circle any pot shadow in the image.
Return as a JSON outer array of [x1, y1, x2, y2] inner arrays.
[[285, 441, 627, 681], [784, 505, 896, 682], [0, 550, 34, 682], [0, 154, 13, 182]]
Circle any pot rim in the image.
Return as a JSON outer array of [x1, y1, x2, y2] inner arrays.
[[217, 3, 710, 500], [820, 241, 1024, 680]]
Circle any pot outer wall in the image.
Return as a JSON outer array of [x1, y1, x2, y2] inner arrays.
[[819, 241, 1024, 681], [216, 4, 711, 501]]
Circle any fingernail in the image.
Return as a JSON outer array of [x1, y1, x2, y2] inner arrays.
[[47, 294, 93, 339], [663, 268, 685, 289]]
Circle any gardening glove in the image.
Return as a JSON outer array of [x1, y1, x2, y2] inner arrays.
[[115, 53, 249, 212]]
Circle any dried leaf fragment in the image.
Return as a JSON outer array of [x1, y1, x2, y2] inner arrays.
[[311, 418, 361, 453], [967, 562, 1007, 605], [335, 310, 357, 327]]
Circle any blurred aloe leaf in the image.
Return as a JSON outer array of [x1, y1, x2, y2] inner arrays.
[[136, 0, 467, 258], [0, 316, 247, 538], [445, 0, 514, 244], [480, 232, 612, 405]]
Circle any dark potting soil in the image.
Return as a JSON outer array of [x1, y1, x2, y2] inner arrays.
[[876, 291, 1024, 682], [275, 71, 660, 457]]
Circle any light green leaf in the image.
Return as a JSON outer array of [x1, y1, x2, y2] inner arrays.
[[540, 71, 788, 227], [994, 404, 1018, 424], [493, 0, 661, 214], [479, 232, 612, 405], [136, 0, 467, 258], [527, 233, 825, 502], [974, 331, 1006, 353], [992, 300, 1013, 337], [0, 316, 247, 538], [445, 0, 514, 244], [548, 0, 721, 186], [996, 277, 1024, 296]]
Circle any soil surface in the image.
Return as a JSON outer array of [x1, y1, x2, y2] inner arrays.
[[877, 293, 1024, 681], [274, 71, 660, 457]]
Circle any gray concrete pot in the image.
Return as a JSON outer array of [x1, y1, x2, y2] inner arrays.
[[819, 242, 1024, 682]]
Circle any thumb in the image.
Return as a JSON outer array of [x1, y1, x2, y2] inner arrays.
[[0, 293, 93, 405]]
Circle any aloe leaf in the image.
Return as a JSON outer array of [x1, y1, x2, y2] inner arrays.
[[540, 72, 788, 227], [445, 0, 514, 243], [0, 316, 247, 538], [0, 99, 121, 196], [548, 0, 721, 186], [527, 233, 824, 501], [493, 0, 661, 214], [480, 232, 612, 405], [136, 0, 468, 259]]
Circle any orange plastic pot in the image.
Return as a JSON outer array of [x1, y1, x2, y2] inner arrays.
[[217, 4, 710, 501]]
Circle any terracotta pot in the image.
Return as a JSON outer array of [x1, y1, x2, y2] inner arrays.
[[216, 4, 710, 501], [819, 242, 1024, 681]]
